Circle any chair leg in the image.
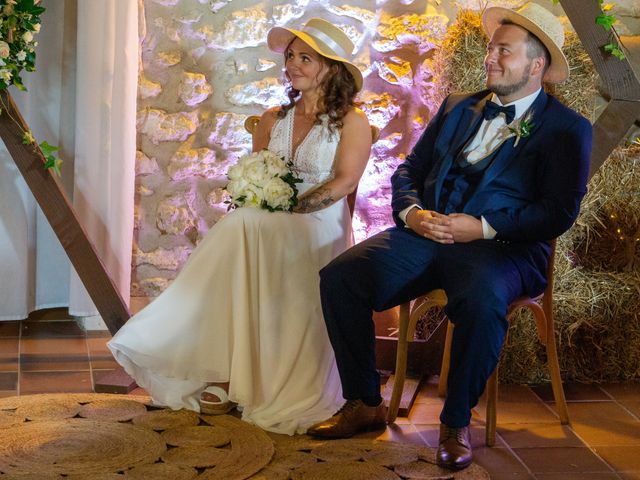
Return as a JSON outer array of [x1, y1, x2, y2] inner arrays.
[[438, 321, 454, 398], [485, 366, 499, 447], [388, 302, 411, 423], [545, 323, 570, 425], [528, 303, 570, 425]]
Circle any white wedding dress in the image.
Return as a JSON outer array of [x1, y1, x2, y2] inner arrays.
[[108, 106, 351, 435]]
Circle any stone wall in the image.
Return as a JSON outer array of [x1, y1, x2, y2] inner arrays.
[[133, 0, 640, 299]]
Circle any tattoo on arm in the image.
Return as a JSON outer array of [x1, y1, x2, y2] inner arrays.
[[294, 186, 336, 213]]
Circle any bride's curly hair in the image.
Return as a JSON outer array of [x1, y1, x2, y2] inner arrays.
[[277, 56, 359, 133]]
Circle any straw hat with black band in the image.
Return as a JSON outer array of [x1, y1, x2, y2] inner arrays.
[[267, 18, 363, 92], [482, 2, 570, 84]]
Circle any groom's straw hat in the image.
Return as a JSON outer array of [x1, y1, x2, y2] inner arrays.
[[267, 18, 363, 91], [482, 2, 569, 83]]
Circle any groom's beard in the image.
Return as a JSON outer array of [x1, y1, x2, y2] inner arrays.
[[487, 62, 532, 98]]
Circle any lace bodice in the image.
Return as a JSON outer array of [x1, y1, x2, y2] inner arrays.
[[268, 106, 341, 185]]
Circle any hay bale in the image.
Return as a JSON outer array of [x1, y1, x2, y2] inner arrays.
[[500, 144, 640, 384], [431, 9, 486, 104]]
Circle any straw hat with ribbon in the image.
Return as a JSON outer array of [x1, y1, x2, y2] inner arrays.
[[482, 2, 569, 83], [267, 18, 363, 91]]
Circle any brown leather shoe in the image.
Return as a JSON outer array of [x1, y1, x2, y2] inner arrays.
[[306, 399, 387, 438], [436, 424, 472, 471]]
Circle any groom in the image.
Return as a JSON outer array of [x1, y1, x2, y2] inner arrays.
[[308, 2, 592, 471]]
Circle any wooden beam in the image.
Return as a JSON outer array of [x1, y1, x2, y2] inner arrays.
[[0, 91, 130, 335], [560, 0, 640, 101], [590, 99, 640, 173], [560, 0, 640, 179]]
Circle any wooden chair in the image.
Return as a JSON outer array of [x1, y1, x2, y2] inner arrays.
[[387, 240, 570, 446], [243, 115, 379, 217]]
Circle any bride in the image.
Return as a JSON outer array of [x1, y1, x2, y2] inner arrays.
[[108, 18, 371, 435]]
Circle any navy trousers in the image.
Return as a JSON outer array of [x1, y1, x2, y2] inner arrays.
[[320, 227, 543, 428]]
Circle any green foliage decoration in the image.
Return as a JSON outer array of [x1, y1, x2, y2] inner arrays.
[[552, 0, 626, 61], [0, 0, 63, 176]]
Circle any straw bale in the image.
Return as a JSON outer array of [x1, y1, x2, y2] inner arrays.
[[546, 31, 599, 121], [431, 9, 486, 104], [500, 144, 640, 384]]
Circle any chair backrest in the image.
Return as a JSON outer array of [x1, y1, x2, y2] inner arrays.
[[243, 115, 379, 219]]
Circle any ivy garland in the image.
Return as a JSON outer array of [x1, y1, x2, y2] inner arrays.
[[0, 0, 62, 176]]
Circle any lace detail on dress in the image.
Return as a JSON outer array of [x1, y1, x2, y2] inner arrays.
[[268, 106, 341, 185]]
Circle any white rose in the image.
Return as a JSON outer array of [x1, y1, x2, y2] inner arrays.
[[242, 183, 264, 208], [0, 42, 9, 59], [243, 155, 269, 185], [22, 31, 33, 43], [226, 178, 249, 200], [262, 151, 288, 178], [262, 177, 294, 210], [33, 24, 41, 33], [16, 50, 26, 62], [226, 161, 245, 181]]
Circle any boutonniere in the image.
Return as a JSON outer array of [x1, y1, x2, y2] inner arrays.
[[507, 111, 535, 147]]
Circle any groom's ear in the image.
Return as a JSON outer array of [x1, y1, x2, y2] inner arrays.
[[530, 56, 546, 79]]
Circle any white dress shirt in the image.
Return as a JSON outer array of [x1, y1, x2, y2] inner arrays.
[[399, 88, 541, 239]]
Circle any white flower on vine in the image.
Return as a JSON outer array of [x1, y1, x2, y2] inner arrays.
[[23, 31, 33, 43], [16, 51, 26, 62], [33, 24, 41, 33], [0, 42, 9, 59]]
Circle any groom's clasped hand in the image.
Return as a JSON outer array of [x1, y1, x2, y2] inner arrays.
[[406, 209, 484, 244]]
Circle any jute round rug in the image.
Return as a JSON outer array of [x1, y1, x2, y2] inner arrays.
[[0, 393, 489, 479]]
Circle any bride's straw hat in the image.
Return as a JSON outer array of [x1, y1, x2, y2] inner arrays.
[[482, 2, 569, 83], [267, 18, 363, 91]]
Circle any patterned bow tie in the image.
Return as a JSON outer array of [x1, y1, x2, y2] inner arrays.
[[483, 101, 516, 124]]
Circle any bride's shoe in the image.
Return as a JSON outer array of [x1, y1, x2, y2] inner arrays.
[[199, 385, 237, 415]]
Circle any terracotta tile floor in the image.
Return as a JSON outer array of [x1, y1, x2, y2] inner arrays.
[[1, 313, 639, 479]]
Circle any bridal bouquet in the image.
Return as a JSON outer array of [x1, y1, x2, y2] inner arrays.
[[226, 149, 302, 212]]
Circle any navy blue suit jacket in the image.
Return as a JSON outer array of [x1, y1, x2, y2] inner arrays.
[[390, 90, 592, 293]]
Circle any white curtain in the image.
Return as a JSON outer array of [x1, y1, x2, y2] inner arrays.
[[0, 0, 138, 321]]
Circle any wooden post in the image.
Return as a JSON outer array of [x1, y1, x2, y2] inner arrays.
[[560, 0, 640, 178], [0, 91, 131, 335]]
